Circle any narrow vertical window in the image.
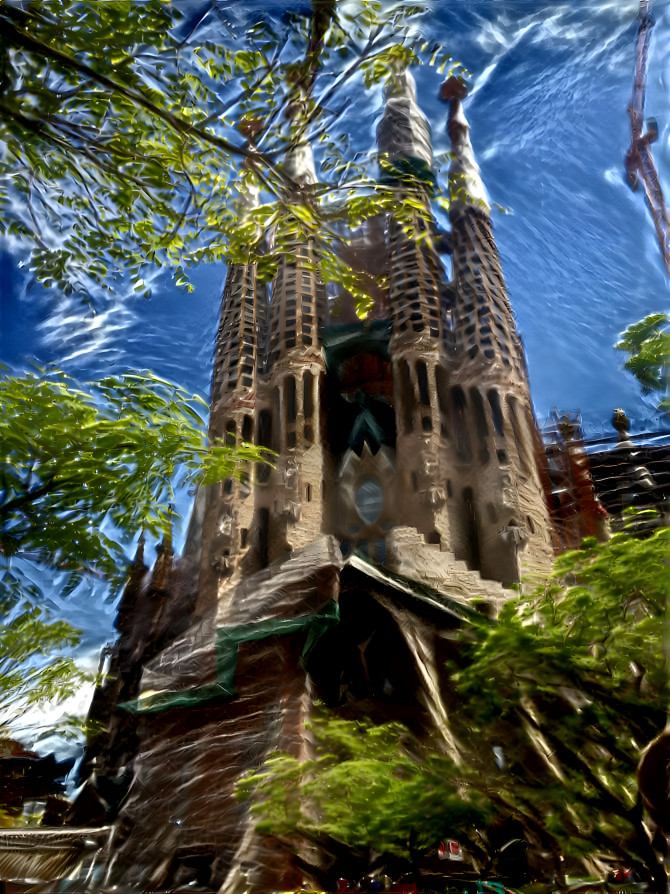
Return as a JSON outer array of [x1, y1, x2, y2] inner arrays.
[[470, 388, 490, 465], [303, 371, 314, 419], [397, 359, 414, 434], [271, 388, 281, 452], [257, 410, 272, 448], [303, 370, 314, 444], [487, 390, 505, 437], [285, 376, 297, 425], [463, 487, 480, 572], [416, 361, 430, 406], [436, 366, 450, 438], [417, 360, 432, 432], [508, 397, 530, 473], [451, 387, 472, 462]]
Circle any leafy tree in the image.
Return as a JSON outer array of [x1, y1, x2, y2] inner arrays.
[[239, 526, 670, 888], [0, 368, 263, 739], [615, 313, 670, 416], [451, 524, 669, 888], [0, 0, 457, 309], [0, 604, 86, 738], [236, 712, 490, 885]]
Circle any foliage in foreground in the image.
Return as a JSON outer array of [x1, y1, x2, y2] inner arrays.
[[0, 368, 263, 733], [0, 0, 458, 310], [239, 526, 670, 885], [616, 313, 670, 416], [237, 713, 490, 877], [451, 524, 669, 883]]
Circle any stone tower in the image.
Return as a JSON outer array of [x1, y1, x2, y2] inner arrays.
[[82, 72, 556, 893], [194, 70, 553, 598]]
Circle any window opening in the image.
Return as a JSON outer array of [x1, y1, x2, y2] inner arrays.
[[303, 371, 314, 419], [436, 366, 450, 438], [451, 386, 472, 462], [508, 397, 530, 473], [397, 359, 414, 434], [356, 477, 384, 525], [487, 390, 505, 437], [416, 361, 430, 406], [463, 487, 481, 572], [470, 388, 490, 465], [285, 376, 297, 425], [271, 389, 281, 453]]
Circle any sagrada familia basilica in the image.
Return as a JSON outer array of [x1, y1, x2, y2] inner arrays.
[[51, 72, 630, 891]]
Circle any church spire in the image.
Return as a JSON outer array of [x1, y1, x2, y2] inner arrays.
[[377, 68, 433, 174], [441, 76, 489, 214], [439, 75, 555, 583]]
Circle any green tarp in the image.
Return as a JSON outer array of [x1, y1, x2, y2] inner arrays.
[[123, 600, 340, 714]]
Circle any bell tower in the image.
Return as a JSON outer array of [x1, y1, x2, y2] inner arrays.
[[441, 76, 554, 583], [259, 142, 328, 563], [379, 71, 454, 549], [195, 258, 268, 615]]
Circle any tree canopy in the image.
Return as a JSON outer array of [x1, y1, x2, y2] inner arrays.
[[0, 0, 457, 310], [0, 368, 263, 738], [236, 712, 490, 884], [239, 524, 670, 888], [616, 313, 670, 417], [451, 524, 669, 886]]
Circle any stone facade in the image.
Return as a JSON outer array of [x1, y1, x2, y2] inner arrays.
[[195, 71, 553, 604]]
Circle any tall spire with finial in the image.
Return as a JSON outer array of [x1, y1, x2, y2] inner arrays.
[[441, 75, 521, 374], [440, 75, 555, 583], [377, 68, 443, 349]]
